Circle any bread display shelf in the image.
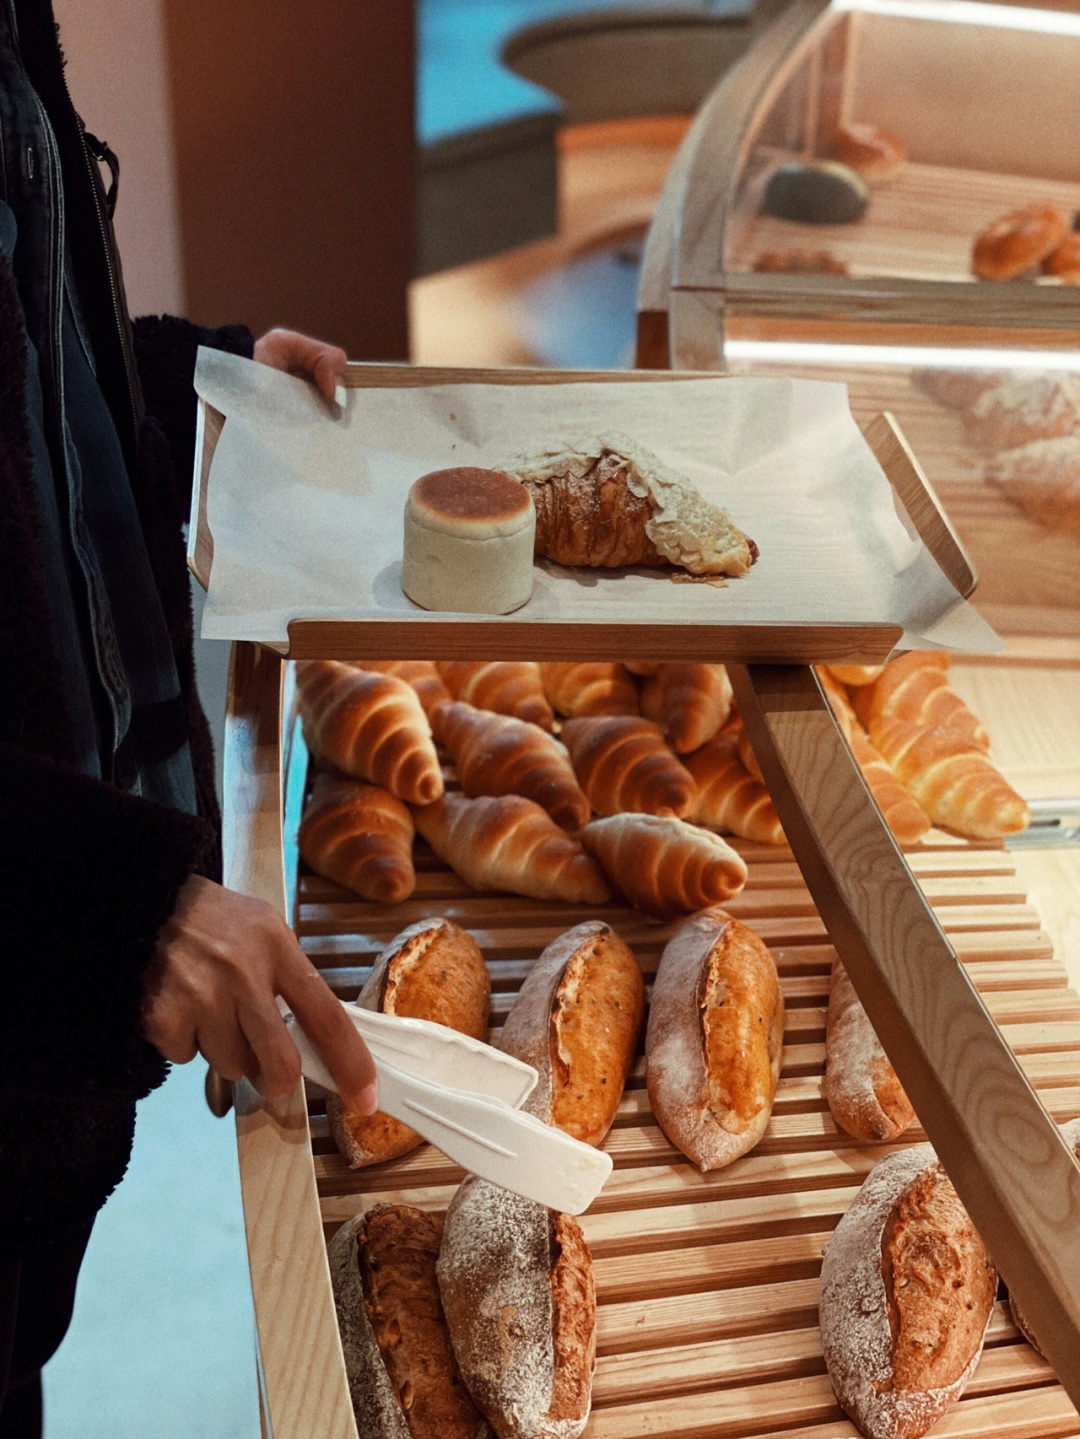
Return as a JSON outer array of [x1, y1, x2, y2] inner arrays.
[[224, 644, 1080, 1439]]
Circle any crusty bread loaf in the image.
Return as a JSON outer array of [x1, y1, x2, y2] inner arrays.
[[986, 436, 1080, 539], [851, 653, 990, 754], [1008, 1116, 1080, 1355], [824, 960, 915, 1143], [437, 1176, 596, 1439], [580, 813, 748, 919], [497, 921, 645, 1146], [820, 1144, 997, 1439], [560, 715, 698, 818], [435, 702, 590, 831], [538, 661, 639, 719], [683, 731, 785, 846], [328, 1206, 491, 1439], [359, 660, 454, 724], [961, 373, 1080, 451], [297, 772, 416, 904], [327, 918, 490, 1168], [412, 793, 611, 905], [437, 661, 555, 732], [295, 660, 443, 805], [646, 908, 783, 1170], [638, 662, 734, 754]]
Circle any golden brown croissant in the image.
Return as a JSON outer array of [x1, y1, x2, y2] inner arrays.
[[356, 659, 452, 724], [639, 662, 734, 754], [412, 793, 611, 904], [538, 661, 639, 718], [683, 732, 785, 845], [823, 662, 885, 687], [560, 715, 698, 818], [867, 713, 1029, 838], [294, 661, 443, 805], [851, 652, 990, 753], [435, 701, 590, 831], [580, 813, 748, 918], [436, 660, 555, 731], [297, 772, 416, 903], [506, 443, 756, 576], [824, 959, 915, 1143]]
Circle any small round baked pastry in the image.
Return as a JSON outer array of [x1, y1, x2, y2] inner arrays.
[[827, 122, 906, 182], [971, 201, 1069, 280], [1042, 230, 1080, 283], [402, 466, 535, 614]]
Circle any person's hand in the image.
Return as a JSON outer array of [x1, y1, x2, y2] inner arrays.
[[142, 874, 377, 1113], [252, 327, 347, 408]]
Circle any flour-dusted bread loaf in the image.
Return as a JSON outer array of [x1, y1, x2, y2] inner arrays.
[[1008, 1116, 1080, 1355], [498, 921, 645, 1147], [327, 918, 490, 1168], [581, 813, 748, 918], [961, 373, 1080, 452], [412, 793, 611, 905], [328, 1206, 492, 1439], [435, 702, 590, 831], [824, 960, 915, 1143], [437, 661, 555, 731], [820, 1145, 997, 1439], [683, 730, 785, 846], [297, 772, 416, 904], [646, 908, 783, 1170], [437, 1176, 596, 1439], [638, 662, 734, 753], [986, 435, 1080, 539], [560, 715, 698, 818], [538, 661, 639, 719], [295, 660, 443, 805]]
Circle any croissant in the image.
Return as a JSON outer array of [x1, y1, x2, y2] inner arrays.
[[639, 663, 734, 753], [412, 793, 611, 904], [294, 661, 443, 805], [506, 443, 756, 576], [297, 772, 416, 903], [683, 732, 785, 845], [357, 659, 452, 724], [867, 713, 1029, 838], [560, 715, 698, 818], [435, 701, 590, 830], [852, 652, 990, 753], [581, 813, 748, 918], [436, 660, 555, 731], [822, 662, 885, 687], [824, 959, 915, 1142], [538, 661, 639, 718]]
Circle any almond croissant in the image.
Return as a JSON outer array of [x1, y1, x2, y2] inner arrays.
[[580, 813, 748, 918], [297, 772, 415, 903], [639, 662, 734, 753], [295, 660, 443, 805], [560, 715, 698, 818], [435, 701, 590, 830], [412, 793, 611, 904], [436, 660, 555, 731]]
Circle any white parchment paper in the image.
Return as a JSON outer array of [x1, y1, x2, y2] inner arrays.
[[193, 349, 999, 654]]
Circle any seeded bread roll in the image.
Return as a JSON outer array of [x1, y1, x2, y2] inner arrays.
[[437, 1176, 596, 1439], [329, 1206, 492, 1439], [820, 1145, 997, 1439], [498, 921, 645, 1147]]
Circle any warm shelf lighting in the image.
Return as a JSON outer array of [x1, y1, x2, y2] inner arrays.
[[724, 340, 1080, 372], [830, 0, 1080, 37]]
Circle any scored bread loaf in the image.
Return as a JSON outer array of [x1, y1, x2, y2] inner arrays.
[[683, 731, 785, 846], [297, 772, 416, 904], [824, 959, 915, 1143], [646, 908, 783, 1170], [435, 702, 590, 831], [328, 1206, 491, 1439], [327, 918, 490, 1168], [537, 661, 639, 718], [437, 661, 555, 732], [498, 921, 645, 1146], [359, 660, 454, 725], [1008, 1116, 1080, 1355], [580, 812, 747, 918], [295, 660, 443, 805], [437, 1176, 596, 1439], [638, 662, 734, 753], [851, 652, 990, 753], [820, 1145, 997, 1439], [560, 715, 698, 818], [412, 793, 611, 904]]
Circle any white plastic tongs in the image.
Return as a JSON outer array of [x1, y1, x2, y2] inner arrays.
[[284, 1004, 613, 1215]]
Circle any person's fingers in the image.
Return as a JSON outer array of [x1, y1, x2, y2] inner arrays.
[[279, 961, 378, 1114], [252, 328, 347, 405], [192, 1006, 262, 1087], [232, 998, 303, 1100]]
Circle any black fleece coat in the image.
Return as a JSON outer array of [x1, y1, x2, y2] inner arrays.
[[0, 0, 252, 1257]]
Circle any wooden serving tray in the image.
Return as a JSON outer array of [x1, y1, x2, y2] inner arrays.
[[225, 645, 1080, 1439]]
